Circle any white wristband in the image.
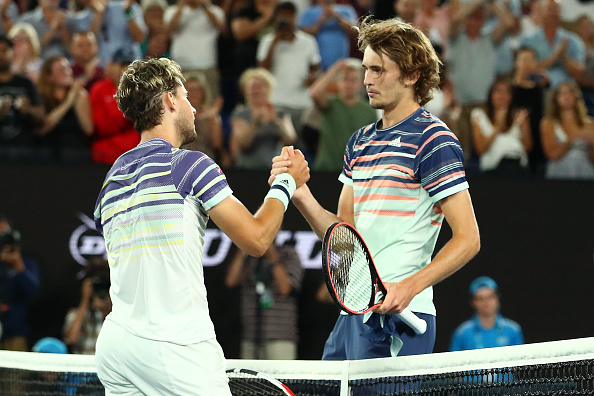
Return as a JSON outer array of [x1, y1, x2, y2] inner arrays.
[[265, 173, 296, 212]]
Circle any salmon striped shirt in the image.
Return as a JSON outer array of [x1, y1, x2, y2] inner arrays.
[[339, 108, 468, 315]]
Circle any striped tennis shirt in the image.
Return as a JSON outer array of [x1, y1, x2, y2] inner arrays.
[[94, 138, 232, 344], [339, 108, 468, 315]]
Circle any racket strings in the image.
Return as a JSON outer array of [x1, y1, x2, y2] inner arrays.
[[328, 226, 374, 312]]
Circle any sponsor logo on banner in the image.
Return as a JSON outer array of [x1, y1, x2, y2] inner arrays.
[[69, 214, 323, 269]]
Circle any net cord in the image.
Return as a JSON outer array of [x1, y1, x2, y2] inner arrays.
[[1, 337, 593, 396]]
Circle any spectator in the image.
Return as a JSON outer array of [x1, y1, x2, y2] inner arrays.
[[225, 242, 304, 360], [89, 47, 139, 164], [140, 0, 169, 58], [519, 0, 541, 38], [7, 22, 42, 82], [0, 0, 19, 36], [471, 78, 532, 176], [230, 67, 296, 169], [70, 31, 104, 91], [165, 0, 225, 98], [299, 0, 357, 71], [541, 81, 594, 179], [63, 271, 111, 354], [0, 215, 40, 352], [231, 0, 277, 79], [37, 56, 93, 163], [309, 58, 376, 171], [447, 0, 515, 160], [511, 46, 549, 174], [415, 0, 451, 52], [450, 276, 523, 351], [180, 71, 230, 167], [257, 1, 320, 137], [0, 35, 44, 162], [574, 15, 594, 116], [14, 0, 80, 59], [394, 0, 418, 25], [519, 0, 585, 89], [32, 336, 68, 353], [559, 0, 594, 24], [80, 0, 146, 66]]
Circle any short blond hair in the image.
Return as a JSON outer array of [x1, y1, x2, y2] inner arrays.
[[239, 68, 276, 97], [8, 22, 41, 58]]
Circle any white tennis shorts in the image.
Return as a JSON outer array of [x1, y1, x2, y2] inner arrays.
[[95, 319, 231, 396]]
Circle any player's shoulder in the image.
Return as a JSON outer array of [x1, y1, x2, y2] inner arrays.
[[172, 148, 216, 172]]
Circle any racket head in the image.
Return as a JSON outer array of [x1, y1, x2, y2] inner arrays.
[[321, 222, 386, 315], [226, 368, 295, 396]]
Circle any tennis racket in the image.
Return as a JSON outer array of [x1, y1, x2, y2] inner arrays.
[[226, 368, 295, 396], [321, 222, 427, 335]]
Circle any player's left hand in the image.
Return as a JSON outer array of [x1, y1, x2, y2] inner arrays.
[[372, 280, 415, 315]]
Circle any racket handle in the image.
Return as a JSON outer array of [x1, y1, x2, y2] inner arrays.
[[397, 309, 427, 335]]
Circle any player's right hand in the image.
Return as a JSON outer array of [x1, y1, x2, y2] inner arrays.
[[284, 147, 310, 188]]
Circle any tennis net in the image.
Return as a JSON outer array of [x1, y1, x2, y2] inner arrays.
[[1, 337, 593, 395]]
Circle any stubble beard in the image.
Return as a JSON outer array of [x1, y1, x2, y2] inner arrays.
[[175, 113, 197, 146]]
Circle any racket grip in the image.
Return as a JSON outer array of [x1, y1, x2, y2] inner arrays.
[[397, 309, 427, 335]]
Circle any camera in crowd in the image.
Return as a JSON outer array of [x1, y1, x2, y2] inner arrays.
[[0, 229, 20, 252], [276, 20, 290, 31], [91, 274, 110, 299]]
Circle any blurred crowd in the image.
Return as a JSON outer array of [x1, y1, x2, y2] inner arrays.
[[0, 0, 593, 179]]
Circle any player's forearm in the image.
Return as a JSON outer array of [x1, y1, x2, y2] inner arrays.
[[292, 185, 340, 239]]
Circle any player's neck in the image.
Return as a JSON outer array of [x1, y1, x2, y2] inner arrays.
[[380, 100, 420, 129], [140, 124, 181, 148]]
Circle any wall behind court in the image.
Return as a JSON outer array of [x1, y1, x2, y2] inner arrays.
[[0, 163, 592, 357]]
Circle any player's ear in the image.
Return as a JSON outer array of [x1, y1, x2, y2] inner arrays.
[[163, 91, 176, 112], [403, 71, 420, 87]]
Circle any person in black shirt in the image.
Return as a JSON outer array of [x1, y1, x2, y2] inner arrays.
[[0, 35, 45, 162]]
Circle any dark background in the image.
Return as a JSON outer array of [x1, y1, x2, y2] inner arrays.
[[0, 163, 593, 358]]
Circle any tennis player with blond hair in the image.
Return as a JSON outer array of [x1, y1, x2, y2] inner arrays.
[[273, 18, 480, 360], [93, 57, 309, 395]]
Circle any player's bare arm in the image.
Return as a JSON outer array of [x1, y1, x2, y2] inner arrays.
[[374, 189, 480, 315], [209, 149, 310, 256], [270, 146, 354, 239]]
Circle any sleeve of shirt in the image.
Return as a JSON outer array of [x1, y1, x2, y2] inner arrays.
[[298, 8, 317, 28], [132, 3, 148, 35], [338, 126, 363, 186], [307, 34, 321, 65], [256, 34, 273, 63], [163, 6, 176, 23], [415, 123, 468, 203], [567, 33, 586, 65], [340, 5, 357, 24], [171, 150, 232, 211]]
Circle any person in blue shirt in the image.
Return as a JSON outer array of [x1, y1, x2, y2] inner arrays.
[[450, 276, 523, 351], [0, 215, 40, 352]]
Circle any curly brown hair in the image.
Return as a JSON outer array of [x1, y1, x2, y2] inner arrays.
[[116, 57, 185, 132], [357, 17, 441, 106]]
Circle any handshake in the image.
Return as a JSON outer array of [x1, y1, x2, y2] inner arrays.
[[269, 146, 310, 190]]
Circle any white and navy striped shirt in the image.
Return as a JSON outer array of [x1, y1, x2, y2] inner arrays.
[[94, 138, 232, 344]]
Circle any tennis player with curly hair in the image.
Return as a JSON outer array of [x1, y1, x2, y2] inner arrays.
[[273, 18, 480, 360], [93, 57, 309, 395]]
